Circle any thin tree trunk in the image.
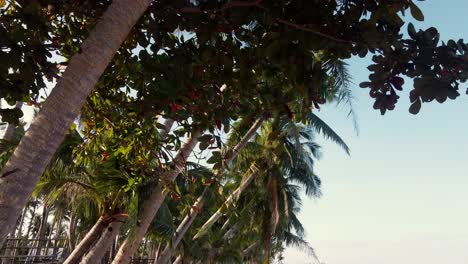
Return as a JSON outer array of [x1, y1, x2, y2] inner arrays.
[[2, 101, 23, 140], [0, 0, 153, 246], [66, 213, 78, 254], [269, 176, 279, 234], [63, 216, 108, 264], [156, 189, 208, 264], [53, 214, 63, 256], [25, 202, 37, 240], [34, 205, 50, 260], [243, 241, 259, 257], [15, 205, 28, 238], [156, 117, 265, 263], [222, 222, 240, 241], [160, 119, 175, 138], [109, 234, 119, 263], [173, 255, 183, 264], [11, 205, 28, 259], [112, 130, 202, 264], [152, 242, 162, 263], [193, 166, 259, 240], [80, 215, 126, 264]]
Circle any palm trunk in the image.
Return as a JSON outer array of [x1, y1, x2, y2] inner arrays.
[[34, 205, 50, 260], [159, 119, 175, 138], [173, 255, 183, 264], [109, 234, 119, 262], [112, 130, 202, 264], [220, 216, 232, 233], [66, 213, 78, 254], [269, 176, 279, 234], [63, 216, 108, 264], [152, 242, 162, 263], [156, 118, 265, 263], [11, 205, 28, 258], [79, 215, 126, 264], [25, 202, 37, 240], [53, 214, 63, 256], [222, 222, 240, 241], [243, 241, 259, 257], [156, 189, 208, 264], [193, 166, 259, 240], [15, 205, 28, 237], [0, 0, 153, 246]]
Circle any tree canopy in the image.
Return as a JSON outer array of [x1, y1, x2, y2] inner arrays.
[[1, 0, 467, 125]]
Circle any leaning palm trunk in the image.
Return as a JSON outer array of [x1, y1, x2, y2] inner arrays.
[[155, 189, 208, 264], [63, 216, 108, 264], [112, 130, 202, 264], [79, 215, 127, 264], [243, 241, 260, 258], [222, 222, 240, 240], [0, 0, 152, 246], [156, 117, 264, 263], [173, 255, 183, 264], [192, 165, 259, 240]]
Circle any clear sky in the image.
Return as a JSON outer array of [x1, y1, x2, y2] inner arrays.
[[283, 1, 468, 263]]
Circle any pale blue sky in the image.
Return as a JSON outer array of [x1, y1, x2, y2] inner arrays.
[[284, 1, 468, 263]]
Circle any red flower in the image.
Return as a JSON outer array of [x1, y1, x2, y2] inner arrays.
[[171, 103, 183, 112]]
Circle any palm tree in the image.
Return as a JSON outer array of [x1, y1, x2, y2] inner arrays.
[[0, 0, 153, 245]]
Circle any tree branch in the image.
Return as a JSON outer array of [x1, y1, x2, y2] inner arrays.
[[179, 0, 266, 13], [277, 19, 355, 44]]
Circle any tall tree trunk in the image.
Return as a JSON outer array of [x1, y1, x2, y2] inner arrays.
[[66, 213, 78, 255], [156, 117, 265, 263], [63, 216, 108, 264], [15, 204, 28, 238], [79, 215, 126, 264], [152, 242, 162, 263], [11, 204, 28, 259], [243, 241, 259, 257], [112, 130, 202, 264], [222, 222, 240, 241], [109, 234, 119, 263], [156, 189, 208, 264], [34, 205, 50, 261], [25, 201, 37, 240], [53, 214, 63, 256], [173, 255, 183, 264], [159, 119, 175, 138], [193, 166, 259, 240], [2, 101, 23, 140], [0, 0, 153, 246]]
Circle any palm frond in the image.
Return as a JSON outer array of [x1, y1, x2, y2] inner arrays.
[[306, 113, 350, 155], [283, 231, 322, 264], [325, 59, 359, 135]]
